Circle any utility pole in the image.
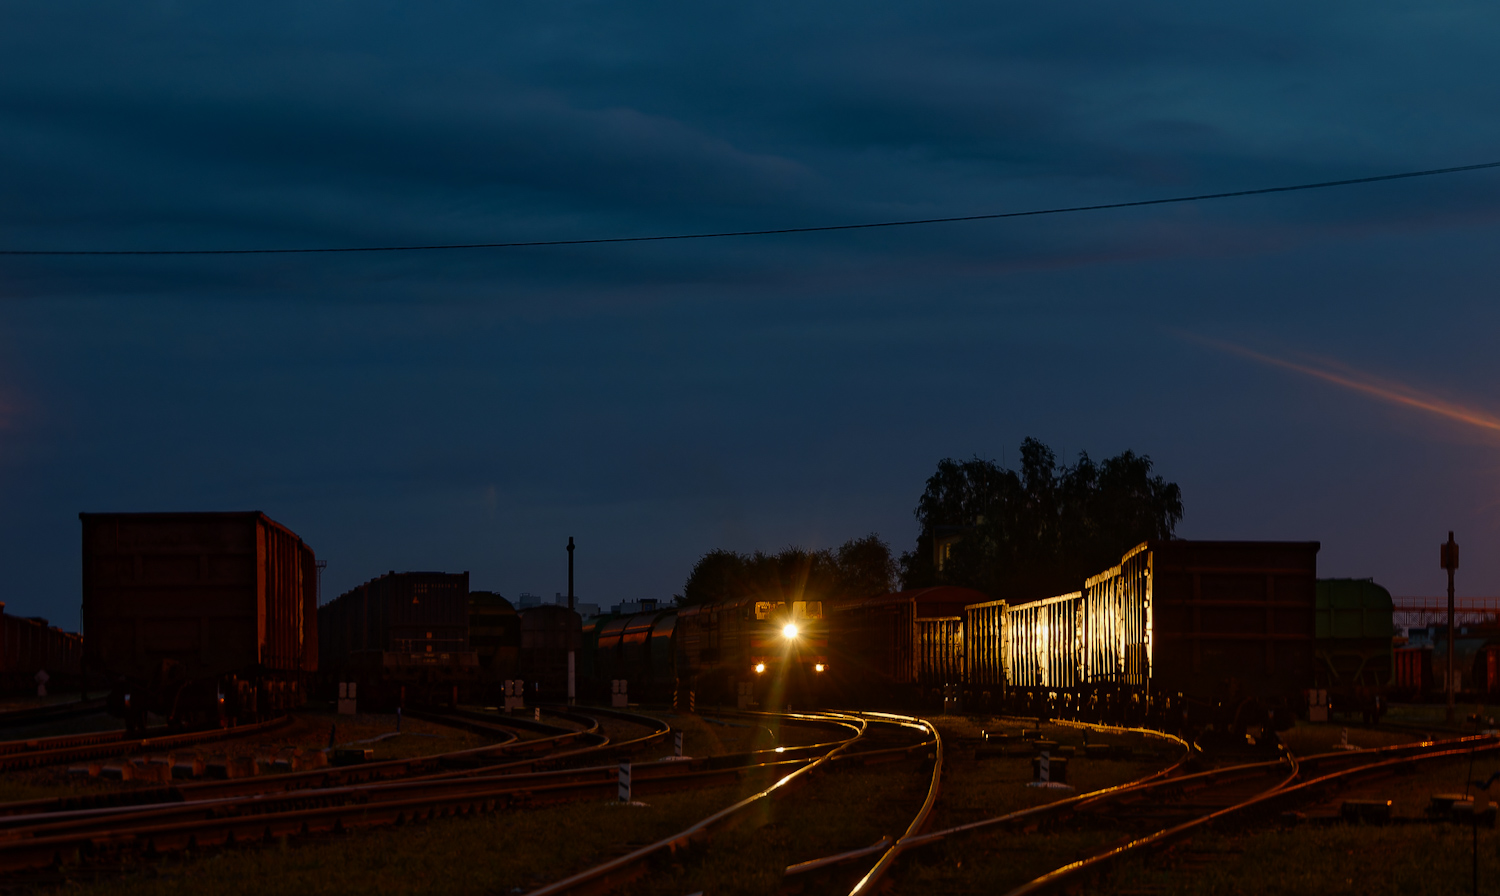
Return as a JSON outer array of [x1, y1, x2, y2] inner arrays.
[[567, 537, 576, 705], [1442, 531, 1460, 724]]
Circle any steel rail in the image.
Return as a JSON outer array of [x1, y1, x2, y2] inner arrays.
[[1001, 734, 1500, 896], [0, 716, 294, 773], [521, 710, 868, 896], [846, 713, 944, 895], [0, 699, 109, 730], [0, 728, 130, 758], [0, 754, 822, 873], [782, 717, 1190, 884], [0, 710, 597, 820], [0, 706, 670, 828]]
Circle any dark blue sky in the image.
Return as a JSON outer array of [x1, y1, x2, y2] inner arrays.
[[3, 2, 1499, 628]]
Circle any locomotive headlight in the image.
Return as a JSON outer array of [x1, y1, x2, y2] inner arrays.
[[754, 663, 766, 674], [782, 623, 799, 639], [815, 663, 825, 673]]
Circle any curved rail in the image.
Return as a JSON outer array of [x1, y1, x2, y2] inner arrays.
[[522, 710, 868, 896], [0, 715, 294, 773], [846, 713, 943, 895], [785, 717, 1193, 885], [1001, 732, 1500, 895]]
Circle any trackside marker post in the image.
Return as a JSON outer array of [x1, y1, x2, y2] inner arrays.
[[618, 762, 631, 802], [674, 731, 684, 757]]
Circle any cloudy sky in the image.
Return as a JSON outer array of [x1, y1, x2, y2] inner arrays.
[[3, 2, 1499, 628]]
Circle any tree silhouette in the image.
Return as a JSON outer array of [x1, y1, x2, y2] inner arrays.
[[901, 438, 1183, 601], [678, 534, 898, 607]]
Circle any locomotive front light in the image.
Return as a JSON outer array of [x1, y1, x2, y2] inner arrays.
[[782, 623, 799, 640], [754, 663, 766, 674], [815, 663, 825, 673]]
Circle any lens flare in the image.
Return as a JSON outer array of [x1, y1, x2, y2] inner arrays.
[[1188, 334, 1500, 435], [782, 623, 799, 639]]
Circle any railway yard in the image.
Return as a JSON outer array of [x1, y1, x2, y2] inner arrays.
[[0, 699, 1495, 894], [0, 514, 1490, 892]]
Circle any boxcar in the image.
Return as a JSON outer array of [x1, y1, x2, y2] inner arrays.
[[829, 586, 985, 707], [319, 571, 477, 706], [1393, 644, 1433, 696], [0, 605, 84, 695], [80, 511, 316, 728], [961, 540, 1318, 729], [1145, 540, 1319, 708]]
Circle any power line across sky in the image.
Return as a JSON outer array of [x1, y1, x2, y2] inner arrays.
[[3, 160, 1498, 257]]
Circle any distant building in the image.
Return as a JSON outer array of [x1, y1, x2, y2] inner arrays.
[[608, 598, 659, 615], [517, 592, 542, 609], [575, 603, 601, 618]]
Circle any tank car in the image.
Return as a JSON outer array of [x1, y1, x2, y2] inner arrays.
[[80, 511, 316, 730], [468, 590, 520, 700], [518, 604, 582, 702], [318, 571, 477, 707], [590, 607, 677, 704]]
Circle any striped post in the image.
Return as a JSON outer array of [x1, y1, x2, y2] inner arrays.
[[1039, 751, 1051, 783], [674, 731, 684, 757], [618, 762, 631, 802]]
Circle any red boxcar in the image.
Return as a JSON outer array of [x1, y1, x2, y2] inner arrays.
[[80, 511, 317, 728]]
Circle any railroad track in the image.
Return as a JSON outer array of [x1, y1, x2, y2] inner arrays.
[[0, 698, 109, 730], [0, 705, 689, 875], [0, 715, 295, 774], [520, 710, 941, 896], [872, 721, 1500, 895]]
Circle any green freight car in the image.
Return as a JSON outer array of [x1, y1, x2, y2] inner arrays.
[[1314, 578, 1394, 721]]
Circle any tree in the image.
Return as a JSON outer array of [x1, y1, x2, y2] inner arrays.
[[903, 438, 1183, 600], [678, 535, 899, 607]]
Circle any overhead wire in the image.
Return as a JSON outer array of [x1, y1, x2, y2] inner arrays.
[[2, 160, 1498, 257]]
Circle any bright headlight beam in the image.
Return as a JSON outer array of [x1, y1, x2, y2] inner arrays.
[[782, 623, 799, 639]]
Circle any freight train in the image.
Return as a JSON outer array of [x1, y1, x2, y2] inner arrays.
[[0, 604, 83, 696], [77, 513, 1374, 737], [80, 512, 317, 730]]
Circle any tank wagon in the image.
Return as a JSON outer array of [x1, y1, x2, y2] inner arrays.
[[80, 511, 316, 730], [519, 604, 582, 701], [318, 571, 477, 706], [590, 607, 676, 704], [0, 605, 84, 695], [962, 540, 1319, 732], [468, 591, 520, 700]]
